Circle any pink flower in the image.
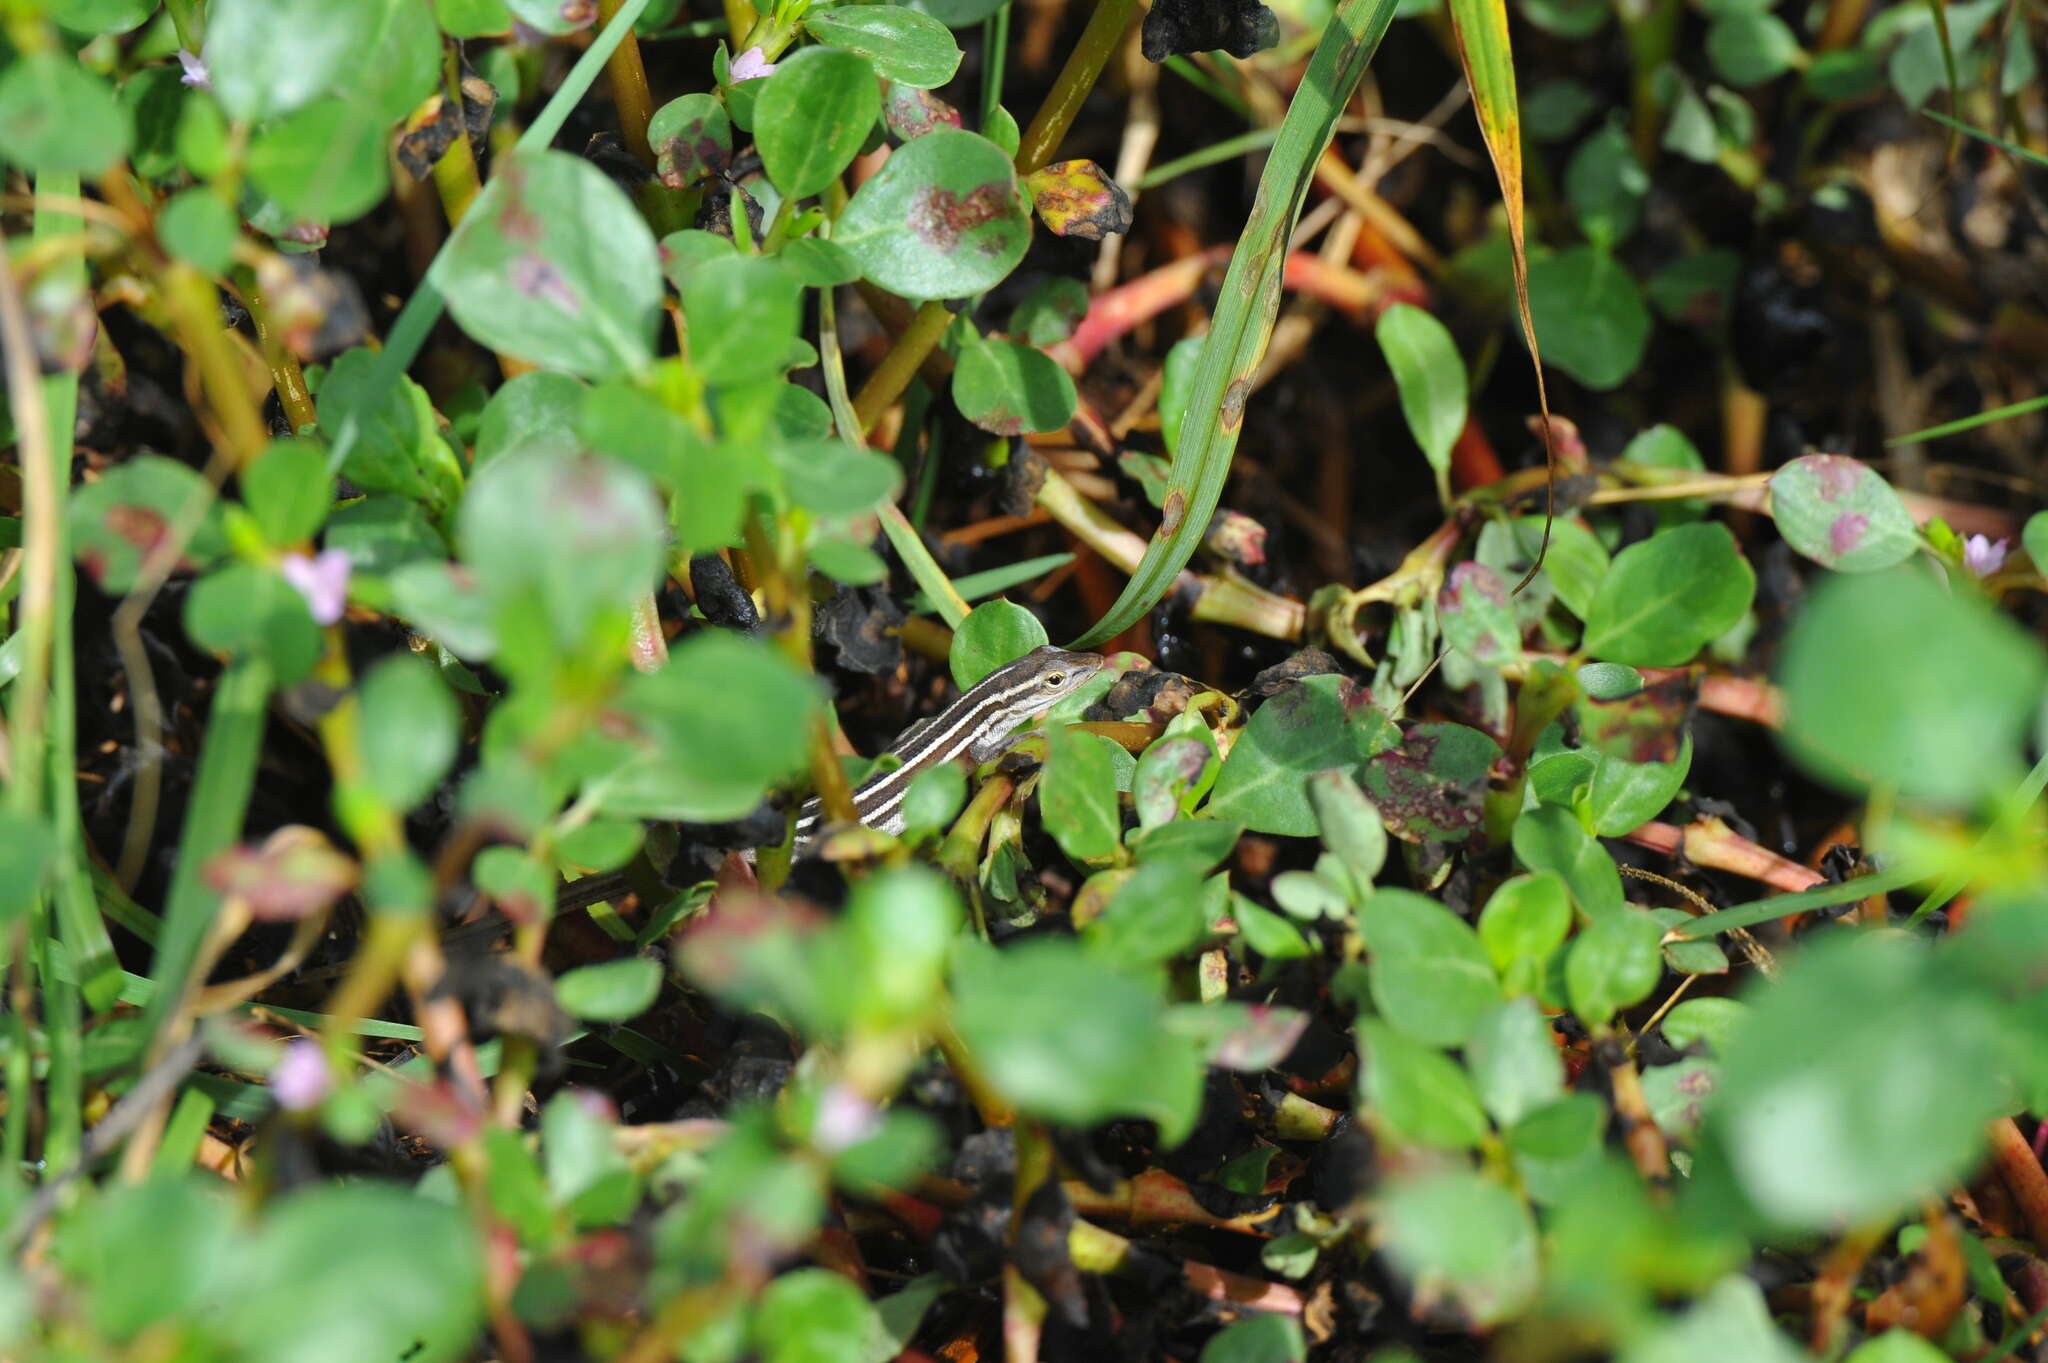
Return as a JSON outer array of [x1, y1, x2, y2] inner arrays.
[[271, 1039, 332, 1111], [1963, 534, 2009, 578], [812, 1084, 882, 1153], [729, 46, 777, 81], [176, 50, 209, 88], [280, 548, 351, 625]]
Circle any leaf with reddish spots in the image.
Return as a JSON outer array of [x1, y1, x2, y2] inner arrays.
[[835, 130, 1029, 299], [1023, 159, 1134, 241], [1439, 560, 1520, 664], [1573, 670, 1694, 764], [439, 149, 661, 378], [206, 826, 359, 922], [1171, 1002, 1311, 1071], [1360, 721, 1502, 844], [1768, 453, 1918, 573], [67, 454, 227, 592], [648, 93, 730, 188], [882, 82, 963, 141]]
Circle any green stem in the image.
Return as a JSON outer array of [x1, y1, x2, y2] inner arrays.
[[1016, 0, 1140, 174], [981, 1, 1012, 130]]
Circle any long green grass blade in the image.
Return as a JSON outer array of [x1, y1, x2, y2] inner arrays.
[[139, 660, 275, 1039], [1068, 0, 1399, 649], [1671, 863, 1927, 940], [1888, 391, 2048, 445]]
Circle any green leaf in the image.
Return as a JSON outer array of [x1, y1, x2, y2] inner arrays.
[[1706, 11, 1803, 86], [1584, 733, 1691, 837], [345, 0, 443, 124], [241, 439, 334, 546], [753, 1268, 883, 1363], [476, 370, 587, 468], [439, 149, 662, 380], [1843, 1332, 1953, 1363], [1086, 859, 1213, 967], [836, 130, 1031, 300], [436, 0, 512, 38], [202, 0, 356, 121], [1308, 769, 1387, 886], [1511, 806, 1623, 920], [0, 52, 130, 174], [682, 255, 804, 386], [1199, 1314, 1306, 1363], [1767, 454, 1919, 572], [1617, 1277, 1806, 1363], [1507, 1094, 1606, 1203], [246, 98, 392, 225], [222, 1184, 484, 1363], [755, 46, 881, 200], [68, 454, 227, 593], [1523, 79, 1599, 140], [1477, 872, 1571, 993], [1042, 725, 1124, 866], [843, 867, 962, 1030], [458, 451, 665, 655], [49, 0, 158, 33], [949, 599, 1049, 686], [805, 5, 964, 87], [1375, 303, 1467, 494], [157, 189, 240, 275], [319, 348, 463, 510], [1662, 997, 1748, 1052], [1358, 720, 1501, 843], [953, 337, 1078, 436], [1576, 662, 1642, 700], [556, 957, 662, 1021], [597, 630, 823, 821], [54, 1177, 236, 1340], [1010, 277, 1090, 346], [1359, 1020, 1488, 1149], [769, 440, 901, 517], [185, 563, 323, 684], [327, 496, 446, 577], [951, 938, 1205, 1144], [1582, 523, 1756, 665], [1377, 1171, 1539, 1326], [1361, 888, 1503, 1046], [898, 761, 967, 837], [1564, 119, 1647, 243], [1714, 935, 2007, 1228], [1158, 334, 1203, 457], [1525, 245, 1650, 390], [1205, 675, 1395, 836], [1465, 998, 1564, 1127], [356, 654, 458, 811], [1777, 565, 2045, 805], [1565, 908, 1665, 1027], [2023, 510, 2048, 575]]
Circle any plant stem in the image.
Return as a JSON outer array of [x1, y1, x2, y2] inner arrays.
[[597, 0, 658, 165], [1016, 0, 1140, 174], [851, 298, 952, 434], [234, 266, 317, 434]]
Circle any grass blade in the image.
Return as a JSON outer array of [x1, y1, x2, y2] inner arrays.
[[1068, 0, 1399, 649]]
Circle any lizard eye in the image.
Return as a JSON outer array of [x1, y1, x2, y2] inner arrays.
[[1041, 672, 1067, 689]]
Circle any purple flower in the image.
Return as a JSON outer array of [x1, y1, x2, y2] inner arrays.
[[271, 1039, 332, 1111], [281, 548, 351, 625], [729, 46, 777, 81], [1963, 534, 2009, 578], [176, 50, 209, 88]]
